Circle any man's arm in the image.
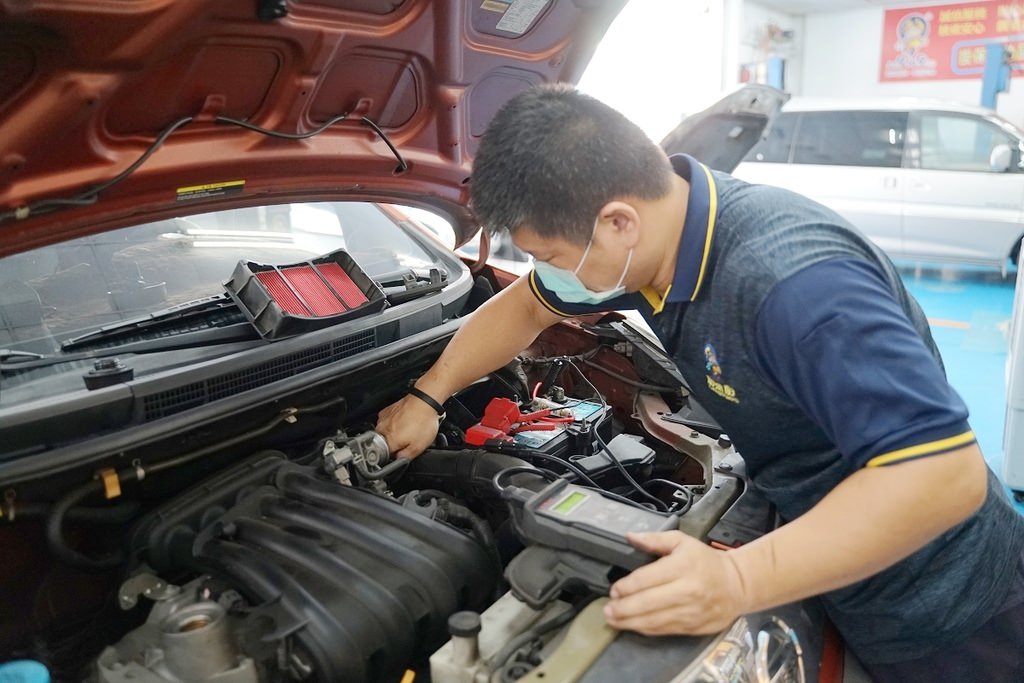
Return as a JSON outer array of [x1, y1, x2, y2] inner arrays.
[[376, 274, 565, 457], [606, 256, 988, 634], [603, 442, 988, 634]]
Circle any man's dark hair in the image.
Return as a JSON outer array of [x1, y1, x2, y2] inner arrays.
[[470, 84, 674, 246]]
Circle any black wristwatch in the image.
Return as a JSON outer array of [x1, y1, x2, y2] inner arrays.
[[408, 386, 446, 421]]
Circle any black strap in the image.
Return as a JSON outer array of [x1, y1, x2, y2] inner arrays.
[[408, 386, 445, 415]]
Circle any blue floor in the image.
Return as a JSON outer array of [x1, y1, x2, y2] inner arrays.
[[894, 261, 1023, 514]]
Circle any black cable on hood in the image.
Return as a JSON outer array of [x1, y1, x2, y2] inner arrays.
[[0, 110, 406, 225]]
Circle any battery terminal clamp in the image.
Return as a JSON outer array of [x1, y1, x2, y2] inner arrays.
[[465, 397, 575, 446]]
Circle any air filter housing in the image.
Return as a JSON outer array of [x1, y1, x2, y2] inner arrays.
[[225, 249, 387, 340]]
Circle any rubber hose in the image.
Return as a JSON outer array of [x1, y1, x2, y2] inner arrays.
[[404, 449, 545, 500], [45, 480, 124, 571], [13, 500, 140, 524]]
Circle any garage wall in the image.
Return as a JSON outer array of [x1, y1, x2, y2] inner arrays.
[[803, 7, 1024, 126], [738, 1, 805, 95]]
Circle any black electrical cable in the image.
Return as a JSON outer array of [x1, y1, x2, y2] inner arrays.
[[217, 113, 406, 171], [643, 478, 694, 515], [492, 466, 557, 494], [564, 359, 669, 512], [485, 444, 599, 488], [579, 484, 660, 512], [580, 357, 680, 394], [0, 115, 194, 224], [0, 109, 406, 225], [358, 116, 409, 172], [214, 112, 351, 140]]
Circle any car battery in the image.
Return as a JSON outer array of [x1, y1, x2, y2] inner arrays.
[[465, 396, 611, 460]]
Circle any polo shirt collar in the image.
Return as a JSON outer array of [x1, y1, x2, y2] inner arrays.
[[665, 153, 719, 304]]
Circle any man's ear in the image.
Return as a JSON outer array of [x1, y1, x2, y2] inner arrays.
[[597, 201, 641, 249]]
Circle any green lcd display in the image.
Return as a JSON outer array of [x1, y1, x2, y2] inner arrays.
[[552, 490, 588, 515]]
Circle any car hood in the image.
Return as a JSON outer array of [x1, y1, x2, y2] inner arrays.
[[0, 0, 626, 255], [660, 84, 789, 173]]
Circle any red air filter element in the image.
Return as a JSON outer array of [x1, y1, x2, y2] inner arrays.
[[225, 249, 388, 340], [282, 266, 346, 316], [317, 262, 369, 309], [256, 271, 308, 316]]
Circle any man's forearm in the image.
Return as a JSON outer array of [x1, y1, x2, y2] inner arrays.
[[728, 444, 988, 613], [415, 276, 559, 402]]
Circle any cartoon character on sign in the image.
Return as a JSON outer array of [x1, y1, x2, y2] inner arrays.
[[896, 13, 930, 55]]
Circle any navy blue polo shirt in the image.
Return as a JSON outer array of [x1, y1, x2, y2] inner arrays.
[[524, 153, 1024, 663], [529, 154, 972, 472]]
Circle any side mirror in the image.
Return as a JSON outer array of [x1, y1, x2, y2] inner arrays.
[[990, 143, 1013, 172]]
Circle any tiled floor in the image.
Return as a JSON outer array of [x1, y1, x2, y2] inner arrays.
[[895, 261, 1023, 514]]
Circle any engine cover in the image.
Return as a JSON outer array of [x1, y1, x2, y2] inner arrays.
[[131, 454, 496, 682]]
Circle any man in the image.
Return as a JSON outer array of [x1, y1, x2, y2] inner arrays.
[[376, 84, 1024, 679]]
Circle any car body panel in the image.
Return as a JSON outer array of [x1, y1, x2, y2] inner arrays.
[[0, 0, 627, 254], [659, 84, 789, 173], [734, 97, 1024, 269]]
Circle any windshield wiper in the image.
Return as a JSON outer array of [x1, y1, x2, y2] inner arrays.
[[1, 295, 261, 374], [2, 328, 261, 374], [376, 267, 448, 305], [62, 294, 251, 352]]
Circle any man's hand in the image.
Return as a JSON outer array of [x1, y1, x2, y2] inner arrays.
[[603, 531, 748, 636], [375, 394, 441, 459]]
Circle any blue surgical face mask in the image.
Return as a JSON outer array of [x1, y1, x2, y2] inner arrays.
[[533, 219, 633, 305]]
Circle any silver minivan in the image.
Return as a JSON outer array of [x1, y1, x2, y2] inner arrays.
[[732, 98, 1024, 271]]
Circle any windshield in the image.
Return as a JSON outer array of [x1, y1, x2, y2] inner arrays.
[[0, 201, 445, 354]]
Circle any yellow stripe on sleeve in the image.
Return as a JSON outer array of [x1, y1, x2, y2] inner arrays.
[[865, 431, 976, 467], [528, 271, 573, 317]]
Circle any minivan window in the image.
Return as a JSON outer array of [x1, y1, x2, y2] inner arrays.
[[744, 112, 798, 163], [914, 113, 1016, 172], [790, 111, 907, 168]]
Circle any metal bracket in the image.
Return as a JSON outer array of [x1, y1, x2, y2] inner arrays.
[[118, 572, 180, 610]]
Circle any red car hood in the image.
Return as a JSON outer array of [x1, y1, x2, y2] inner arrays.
[[0, 0, 626, 256]]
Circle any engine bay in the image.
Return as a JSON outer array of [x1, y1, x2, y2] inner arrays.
[[0, 311, 814, 683]]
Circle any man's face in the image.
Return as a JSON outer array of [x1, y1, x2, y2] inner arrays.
[[512, 224, 634, 292]]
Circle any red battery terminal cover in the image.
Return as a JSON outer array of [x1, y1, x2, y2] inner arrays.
[[465, 398, 575, 446]]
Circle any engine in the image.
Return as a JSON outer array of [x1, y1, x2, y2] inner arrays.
[[100, 454, 497, 682], [2, 327, 813, 683]]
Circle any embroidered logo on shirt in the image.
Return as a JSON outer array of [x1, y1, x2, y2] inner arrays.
[[704, 342, 739, 404]]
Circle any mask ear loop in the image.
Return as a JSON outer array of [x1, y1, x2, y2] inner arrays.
[[573, 217, 602, 276], [614, 249, 633, 289]]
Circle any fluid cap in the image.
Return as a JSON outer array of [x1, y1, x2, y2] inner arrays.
[[447, 611, 482, 638]]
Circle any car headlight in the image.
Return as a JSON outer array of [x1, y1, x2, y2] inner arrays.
[[672, 616, 805, 683]]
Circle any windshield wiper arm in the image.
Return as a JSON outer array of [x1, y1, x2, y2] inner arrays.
[[376, 267, 448, 305], [1, 325, 262, 374], [0, 350, 46, 363], [62, 293, 248, 352]]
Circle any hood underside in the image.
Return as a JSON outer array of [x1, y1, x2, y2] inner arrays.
[[0, 0, 626, 254]]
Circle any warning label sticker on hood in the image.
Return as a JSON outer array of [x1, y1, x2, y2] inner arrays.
[[496, 0, 548, 35], [176, 180, 245, 202]]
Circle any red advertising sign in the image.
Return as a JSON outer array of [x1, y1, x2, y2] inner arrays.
[[880, 1, 1024, 81]]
